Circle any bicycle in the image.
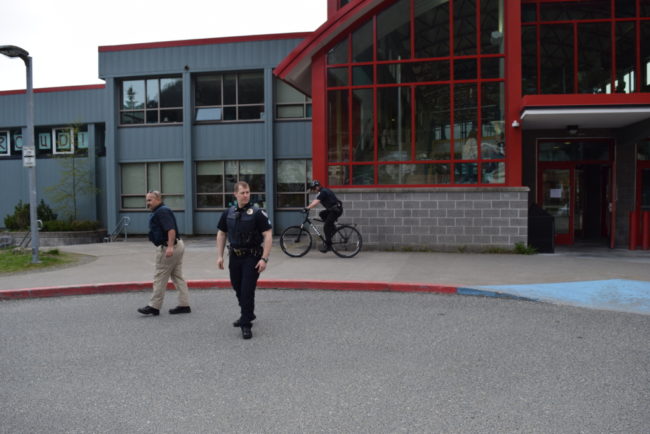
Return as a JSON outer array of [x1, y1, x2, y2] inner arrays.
[[280, 211, 362, 258]]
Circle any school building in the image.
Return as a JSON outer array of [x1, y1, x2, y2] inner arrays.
[[1, 0, 649, 251]]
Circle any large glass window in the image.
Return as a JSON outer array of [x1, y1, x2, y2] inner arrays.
[[325, 0, 505, 186], [522, 0, 650, 95], [275, 79, 312, 119], [120, 77, 182, 125], [120, 162, 184, 210], [195, 160, 265, 209], [276, 159, 313, 208], [195, 71, 264, 122]]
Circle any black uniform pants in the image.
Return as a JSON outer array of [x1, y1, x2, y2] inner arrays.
[[228, 254, 260, 327], [319, 207, 342, 244]]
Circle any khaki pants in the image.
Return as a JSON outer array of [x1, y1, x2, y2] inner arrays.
[[149, 239, 190, 309]]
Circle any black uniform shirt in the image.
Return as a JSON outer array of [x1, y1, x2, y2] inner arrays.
[[316, 188, 339, 209], [148, 204, 179, 246], [217, 204, 272, 248]]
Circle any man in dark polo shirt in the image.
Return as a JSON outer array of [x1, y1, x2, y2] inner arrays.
[[137, 190, 191, 316]]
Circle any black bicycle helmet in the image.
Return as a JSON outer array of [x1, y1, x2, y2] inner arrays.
[[309, 180, 321, 189]]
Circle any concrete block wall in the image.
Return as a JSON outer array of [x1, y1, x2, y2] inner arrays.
[[334, 187, 530, 251]]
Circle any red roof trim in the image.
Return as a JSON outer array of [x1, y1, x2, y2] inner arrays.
[[98, 32, 313, 53], [522, 93, 650, 108], [274, 0, 385, 93], [0, 84, 105, 96]]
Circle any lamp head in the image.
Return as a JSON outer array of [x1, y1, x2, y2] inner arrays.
[[0, 45, 29, 61]]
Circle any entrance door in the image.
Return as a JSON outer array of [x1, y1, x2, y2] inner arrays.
[[537, 139, 614, 246], [540, 167, 573, 244]]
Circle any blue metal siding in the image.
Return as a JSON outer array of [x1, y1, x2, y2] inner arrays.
[[99, 38, 306, 78], [275, 121, 312, 158], [193, 123, 267, 160], [118, 126, 184, 161], [0, 88, 107, 128]]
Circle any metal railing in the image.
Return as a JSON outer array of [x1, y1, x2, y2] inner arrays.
[[104, 216, 131, 242]]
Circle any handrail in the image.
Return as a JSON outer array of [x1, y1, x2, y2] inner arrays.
[[18, 219, 43, 248], [104, 216, 131, 242]]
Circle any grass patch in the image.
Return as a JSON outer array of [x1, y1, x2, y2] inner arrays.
[[0, 248, 78, 274]]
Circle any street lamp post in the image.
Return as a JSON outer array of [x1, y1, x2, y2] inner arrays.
[[0, 45, 39, 263]]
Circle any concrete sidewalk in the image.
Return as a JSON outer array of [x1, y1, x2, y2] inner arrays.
[[2, 236, 649, 314]]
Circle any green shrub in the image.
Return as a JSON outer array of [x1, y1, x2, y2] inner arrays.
[[514, 242, 537, 255], [4, 200, 58, 230]]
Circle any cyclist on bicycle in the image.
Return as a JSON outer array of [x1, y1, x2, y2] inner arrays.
[[304, 180, 343, 252]]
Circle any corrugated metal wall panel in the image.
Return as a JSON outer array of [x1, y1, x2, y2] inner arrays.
[[0, 88, 107, 128], [118, 126, 184, 161], [194, 123, 266, 160], [99, 38, 306, 78], [275, 121, 312, 158]]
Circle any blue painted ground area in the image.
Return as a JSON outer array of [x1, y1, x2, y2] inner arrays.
[[475, 279, 650, 315]]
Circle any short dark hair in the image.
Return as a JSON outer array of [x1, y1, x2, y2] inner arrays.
[[234, 181, 250, 193]]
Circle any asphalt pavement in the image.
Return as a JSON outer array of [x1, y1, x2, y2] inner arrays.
[[1, 238, 649, 433]]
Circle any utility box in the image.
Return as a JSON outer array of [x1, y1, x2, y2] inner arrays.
[[528, 204, 555, 253]]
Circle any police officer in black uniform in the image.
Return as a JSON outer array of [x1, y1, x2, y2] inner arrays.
[[304, 180, 343, 252], [216, 181, 272, 339]]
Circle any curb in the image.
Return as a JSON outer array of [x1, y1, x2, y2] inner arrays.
[[0, 280, 531, 301]]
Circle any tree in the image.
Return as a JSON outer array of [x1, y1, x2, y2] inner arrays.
[[45, 123, 99, 220]]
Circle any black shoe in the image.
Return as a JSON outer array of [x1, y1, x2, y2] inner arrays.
[[241, 326, 253, 339], [233, 314, 256, 327], [137, 306, 160, 316], [169, 306, 191, 314], [319, 243, 331, 253]]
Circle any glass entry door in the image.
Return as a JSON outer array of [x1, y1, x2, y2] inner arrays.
[[541, 168, 573, 244]]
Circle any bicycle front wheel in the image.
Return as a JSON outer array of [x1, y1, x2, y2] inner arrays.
[[280, 226, 312, 257], [331, 225, 362, 258]]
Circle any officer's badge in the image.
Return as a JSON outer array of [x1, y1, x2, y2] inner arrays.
[[247, 208, 254, 215]]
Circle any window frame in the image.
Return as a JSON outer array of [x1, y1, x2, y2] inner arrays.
[[195, 160, 266, 210], [53, 127, 75, 155], [0, 130, 10, 156], [274, 78, 313, 120], [119, 76, 184, 126], [120, 162, 185, 211], [275, 159, 313, 209], [522, 0, 650, 95], [194, 71, 265, 124], [324, 0, 507, 187]]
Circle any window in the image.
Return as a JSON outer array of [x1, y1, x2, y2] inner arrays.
[[120, 162, 184, 210], [0, 131, 9, 156], [522, 0, 650, 94], [325, 0, 506, 186], [275, 79, 312, 119], [53, 128, 75, 154], [120, 77, 183, 125], [195, 160, 265, 209], [276, 159, 313, 208], [195, 71, 264, 122]]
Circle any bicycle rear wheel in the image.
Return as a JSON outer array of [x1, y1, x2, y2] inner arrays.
[[280, 226, 312, 257], [331, 225, 362, 258]]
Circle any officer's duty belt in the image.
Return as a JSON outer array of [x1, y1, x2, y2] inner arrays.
[[230, 246, 261, 257], [161, 238, 180, 247]]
